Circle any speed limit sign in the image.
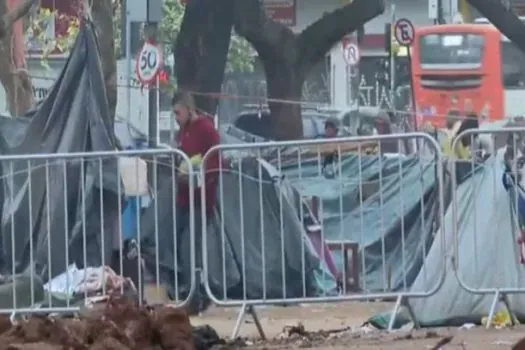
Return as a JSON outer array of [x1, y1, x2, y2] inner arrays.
[[136, 41, 162, 85]]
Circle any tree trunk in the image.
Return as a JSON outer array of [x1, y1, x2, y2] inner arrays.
[[467, 0, 525, 53], [264, 60, 305, 140], [174, 0, 234, 116], [0, 0, 36, 116], [233, 0, 385, 140], [0, 0, 117, 121]]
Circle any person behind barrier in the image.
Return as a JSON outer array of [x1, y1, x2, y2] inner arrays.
[[324, 117, 339, 138], [441, 113, 477, 159], [172, 90, 220, 227], [322, 118, 339, 178]]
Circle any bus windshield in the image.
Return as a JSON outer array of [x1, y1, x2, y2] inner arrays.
[[419, 33, 484, 65], [501, 41, 525, 87]]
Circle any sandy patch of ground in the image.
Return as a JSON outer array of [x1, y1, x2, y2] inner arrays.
[[191, 302, 525, 349], [145, 285, 525, 349]]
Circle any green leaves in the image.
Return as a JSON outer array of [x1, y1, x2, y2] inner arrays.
[[28, 0, 254, 73]]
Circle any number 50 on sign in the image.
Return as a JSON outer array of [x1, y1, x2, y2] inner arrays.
[[136, 41, 163, 85]]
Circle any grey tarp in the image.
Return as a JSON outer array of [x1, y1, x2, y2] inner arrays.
[[139, 158, 319, 300], [407, 150, 525, 326], [0, 21, 119, 280], [281, 153, 439, 291]]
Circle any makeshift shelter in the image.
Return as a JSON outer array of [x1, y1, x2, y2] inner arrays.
[[367, 150, 525, 328], [401, 150, 525, 326], [0, 21, 119, 280], [138, 157, 323, 301], [282, 153, 441, 292]]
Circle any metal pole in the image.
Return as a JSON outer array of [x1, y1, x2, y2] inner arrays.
[[125, 1, 131, 128], [145, 21, 159, 148], [390, 4, 396, 110]]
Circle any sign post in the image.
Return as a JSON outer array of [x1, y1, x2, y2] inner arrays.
[[343, 40, 360, 108], [389, 4, 396, 110], [394, 18, 416, 134], [136, 41, 162, 86]]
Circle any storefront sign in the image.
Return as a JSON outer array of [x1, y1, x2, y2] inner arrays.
[[264, 0, 296, 26]]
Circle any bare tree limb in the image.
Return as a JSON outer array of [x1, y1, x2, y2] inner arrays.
[[297, 0, 384, 71], [467, 0, 525, 54], [0, 0, 36, 38], [232, 0, 296, 63]]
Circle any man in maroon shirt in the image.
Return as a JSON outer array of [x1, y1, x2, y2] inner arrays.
[[172, 90, 220, 230]]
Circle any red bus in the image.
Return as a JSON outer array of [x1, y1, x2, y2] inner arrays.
[[411, 24, 506, 128]]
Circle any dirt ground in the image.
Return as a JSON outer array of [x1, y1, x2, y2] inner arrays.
[[190, 302, 525, 349], [144, 286, 525, 349]]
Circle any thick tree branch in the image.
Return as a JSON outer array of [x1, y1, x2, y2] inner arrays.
[[175, 0, 235, 115], [466, 0, 525, 54], [297, 0, 384, 70], [0, 0, 36, 38], [232, 0, 296, 63]]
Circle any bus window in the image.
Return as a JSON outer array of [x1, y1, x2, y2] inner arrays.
[[501, 41, 525, 88], [419, 33, 484, 66]]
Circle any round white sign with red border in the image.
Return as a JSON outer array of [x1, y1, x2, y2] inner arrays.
[[394, 18, 415, 46], [136, 41, 163, 85], [343, 42, 360, 66]]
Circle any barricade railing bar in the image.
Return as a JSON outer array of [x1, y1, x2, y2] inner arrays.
[[200, 132, 446, 338], [450, 127, 525, 328], [7, 127, 525, 339], [0, 148, 196, 320]]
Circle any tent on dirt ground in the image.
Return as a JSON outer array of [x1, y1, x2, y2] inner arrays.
[[370, 150, 525, 328], [406, 150, 525, 326], [281, 153, 442, 292], [138, 157, 323, 301], [0, 21, 120, 280]]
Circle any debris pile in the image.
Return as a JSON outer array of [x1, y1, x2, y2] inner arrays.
[[0, 297, 196, 350]]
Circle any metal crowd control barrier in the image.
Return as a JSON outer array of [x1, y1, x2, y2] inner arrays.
[[450, 127, 525, 328], [0, 148, 195, 319], [200, 132, 445, 339]]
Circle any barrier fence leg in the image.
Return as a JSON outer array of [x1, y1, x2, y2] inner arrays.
[[387, 295, 420, 331], [231, 304, 266, 340], [486, 290, 500, 329], [486, 291, 518, 328], [387, 295, 402, 331]]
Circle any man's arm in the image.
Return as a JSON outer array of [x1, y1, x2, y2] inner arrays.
[[201, 121, 221, 182]]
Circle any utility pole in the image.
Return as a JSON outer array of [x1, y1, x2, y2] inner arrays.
[[145, 22, 159, 149], [126, 0, 162, 147], [389, 4, 396, 109], [145, 2, 161, 149]]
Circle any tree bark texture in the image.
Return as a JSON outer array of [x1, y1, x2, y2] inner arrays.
[[467, 0, 525, 54], [174, 0, 234, 116], [0, 0, 36, 116], [0, 0, 117, 120], [233, 0, 385, 140]]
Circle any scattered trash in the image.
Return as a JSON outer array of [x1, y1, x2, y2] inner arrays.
[[482, 311, 512, 328], [460, 323, 476, 330]]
